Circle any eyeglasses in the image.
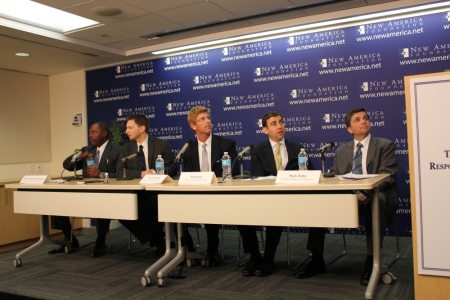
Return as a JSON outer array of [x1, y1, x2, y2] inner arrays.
[[196, 115, 211, 123]]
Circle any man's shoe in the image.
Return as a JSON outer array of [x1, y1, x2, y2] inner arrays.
[[361, 257, 373, 285], [207, 251, 222, 267], [242, 259, 259, 276], [294, 258, 326, 279], [91, 245, 106, 258], [48, 245, 65, 254], [71, 238, 79, 250], [254, 260, 275, 277]]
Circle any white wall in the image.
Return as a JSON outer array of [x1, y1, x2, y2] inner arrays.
[[49, 70, 87, 177]]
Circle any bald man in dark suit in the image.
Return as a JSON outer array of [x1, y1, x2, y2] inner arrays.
[[295, 108, 398, 286]]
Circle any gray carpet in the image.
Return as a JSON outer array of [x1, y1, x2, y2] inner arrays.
[[0, 227, 413, 300]]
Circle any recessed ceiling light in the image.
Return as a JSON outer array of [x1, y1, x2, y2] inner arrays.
[[15, 53, 29, 57]]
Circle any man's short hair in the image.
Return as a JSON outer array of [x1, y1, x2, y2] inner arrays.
[[93, 122, 109, 138], [188, 106, 210, 125], [345, 108, 369, 128], [127, 114, 149, 132], [262, 111, 283, 127]]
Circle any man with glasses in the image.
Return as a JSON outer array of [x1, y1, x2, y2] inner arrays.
[[182, 106, 239, 266], [239, 111, 312, 277], [294, 108, 398, 285]]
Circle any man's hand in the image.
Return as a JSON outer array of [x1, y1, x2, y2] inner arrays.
[[78, 150, 91, 161], [87, 166, 101, 178], [141, 169, 156, 177], [357, 192, 367, 203]]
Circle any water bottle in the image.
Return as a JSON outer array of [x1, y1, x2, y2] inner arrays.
[[222, 152, 232, 182], [86, 156, 95, 167], [155, 155, 165, 175], [298, 148, 308, 171]]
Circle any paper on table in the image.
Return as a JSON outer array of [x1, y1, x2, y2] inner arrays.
[[339, 173, 379, 180], [244, 175, 277, 181]]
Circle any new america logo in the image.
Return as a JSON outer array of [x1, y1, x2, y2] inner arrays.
[[165, 52, 208, 65], [117, 106, 155, 120], [116, 61, 153, 73], [356, 17, 424, 35], [394, 137, 408, 155], [290, 85, 348, 98], [253, 62, 308, 76], [223, 93, 275, 105], [94, 87, 129, 98], [166, 100, 210, 113], [319, 53, 381, 68], [148, 126, 183, 140], [399, 44, 450, 58], [321, 113, 346, 124], [212, 121, 243, 137], [359, 79, 403, 91], [193, 71, 240, 84], [140, 80, 180, 92], [222, 41, 272, 56], [443, 11, 450, 22], [286, 29, 345, 45]]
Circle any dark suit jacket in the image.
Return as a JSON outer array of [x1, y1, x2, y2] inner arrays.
[[117, 136, 176, 178], [183, 134, 239, 177], [329, 136, 399, 224], [63, 140, 120, 178], [251, 138, 313, 176]]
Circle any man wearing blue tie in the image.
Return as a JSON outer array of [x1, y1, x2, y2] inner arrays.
[[295, 108, 398, 286]]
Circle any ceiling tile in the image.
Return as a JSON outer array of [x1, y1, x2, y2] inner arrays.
[[105, 37, 161, 50], [121, 0, 204, 13], [210, 0, 296, 16], [65, 25, 138, 45], [63, 0, 149, 24], [109, 13, 183, 36], [246, 9, 308, 25], [155, 1, 236, 27], [32, 0, 93, 9], [301, 0, 368, 15]]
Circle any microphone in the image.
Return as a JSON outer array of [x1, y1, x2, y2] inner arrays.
[[121, 151, 142, 163], [175, 138, 193, 161], [317, 142, 335, 153], [237, 144, 254, 158], [71, 147, 86, 163]]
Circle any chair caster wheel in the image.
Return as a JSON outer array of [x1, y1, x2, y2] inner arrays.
[[13, 258, 22, 268], [186, 258, 196, 267], [141, 276, 151, 287], [201, 258, 210, 268], [65, 246, 72, 254], [382, 272, 396, 284], [158, 277, 166, 287]]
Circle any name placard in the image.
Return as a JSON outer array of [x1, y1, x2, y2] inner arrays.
[[275, 170, 324, 184], [20, 175, 52, 184], [139, 174, 174, 185], [178, 172, 218, 185]]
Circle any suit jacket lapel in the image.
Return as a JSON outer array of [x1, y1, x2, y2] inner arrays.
[[211, 135, 221, 171], [366, 136, 377, 171], [147, 137, 155, 169], [346, 141, 354, 170], [190, 139, 200, 171], [130, 141, 138, 170], [285, 139, 296, 162], [98, 141, 110, 170], [263, 140, 277, 174]]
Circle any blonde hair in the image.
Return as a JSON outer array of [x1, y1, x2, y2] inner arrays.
[[187, 106, 210, 125]]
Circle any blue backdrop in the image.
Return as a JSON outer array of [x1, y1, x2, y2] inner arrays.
[[86, 11, 450, 237]]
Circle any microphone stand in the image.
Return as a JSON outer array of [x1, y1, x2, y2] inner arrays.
[[65, 160, 83, 181], [232, 157, 251, 179], [117, 161, 134, 181], [320, 151, 335, 178]]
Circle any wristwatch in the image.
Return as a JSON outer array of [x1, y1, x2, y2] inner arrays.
[[100, 172, 108, 178]]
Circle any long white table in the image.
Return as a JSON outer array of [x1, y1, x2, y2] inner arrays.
[[147, 175, 391, 300], [6, 179, 142, 266]]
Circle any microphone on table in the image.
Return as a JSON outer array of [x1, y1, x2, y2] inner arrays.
[[121, 151, 142, 163], [175, 138, 193, 161], [237, 144, 254, 159], [317, 142, 335, 153]]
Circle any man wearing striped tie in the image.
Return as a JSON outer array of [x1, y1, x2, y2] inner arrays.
[[239, 111, 312, 277], [295, 108, 398, 286]]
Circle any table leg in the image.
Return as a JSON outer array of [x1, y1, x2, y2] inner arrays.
[[14, 215, 61, 265], [365, 191, 381, 299]]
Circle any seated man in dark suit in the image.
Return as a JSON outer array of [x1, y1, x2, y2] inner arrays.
[[239, 111, 313, 277], [116, 114, 176, 255], [51, 122, 120, 258], [182, 106, 239, 266], [295, 108, 398, 285]]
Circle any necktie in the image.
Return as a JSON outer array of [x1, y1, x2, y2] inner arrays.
[[137, 145, 146, 171], [201, 143, 209, 172], [93, 149, 100, 168], [352, 142, 363, 174], [274, 143, 282, 171]]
